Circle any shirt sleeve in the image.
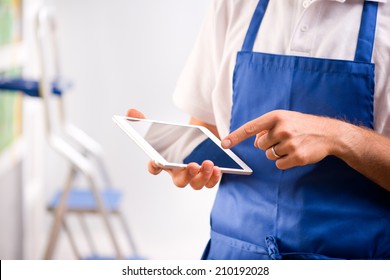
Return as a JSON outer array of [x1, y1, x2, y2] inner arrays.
[[173, 0, 229, 125]]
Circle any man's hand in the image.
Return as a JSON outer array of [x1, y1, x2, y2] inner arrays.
[[221, 109, 390, 191], [221, 110, 342, 170], [147, 160, 221, 190], [126, 109, 221, 190]]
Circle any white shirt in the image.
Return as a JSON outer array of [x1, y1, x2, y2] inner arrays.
[[173, 0, 390, 138]]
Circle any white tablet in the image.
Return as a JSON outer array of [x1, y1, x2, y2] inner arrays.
[[113, 115, 252, 175]]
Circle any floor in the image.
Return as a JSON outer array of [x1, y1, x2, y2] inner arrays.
[[46, 214, 206, 260]]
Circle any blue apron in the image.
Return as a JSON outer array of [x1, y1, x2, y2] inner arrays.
[[202, 0, 390, 260]]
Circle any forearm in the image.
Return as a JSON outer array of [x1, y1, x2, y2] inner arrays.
[[331, 120, 390, 191], [220, 109, 390, 190], [190, 117, 220, 138]]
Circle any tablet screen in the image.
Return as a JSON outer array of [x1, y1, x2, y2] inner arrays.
[[113, 116, 252, 174], [134, 120, 243, 170]]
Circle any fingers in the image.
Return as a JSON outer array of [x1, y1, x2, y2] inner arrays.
[[189, 161, 221, 190], [264, 143, 296, 169], [148, 160, 221, 190], [126, 108, 146, 119], [173, 160, 221, 190], [205, 167, 221, 189], [171, 162, 201, 188], [254, 130, 270, 149], [223, 110, 335, 171], [148, 161, 163, 175], [265, 144, 286, 160], [148, 161, 199, 187], [264, 136, 328, 170], [222, 112, 276, 148], [269, 147, 308, 170]]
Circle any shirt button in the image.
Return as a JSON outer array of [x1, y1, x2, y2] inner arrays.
[[300, 25, 309, 32]]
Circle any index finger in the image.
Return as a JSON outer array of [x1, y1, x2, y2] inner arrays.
[[221, 112, 276, 148], [126, 108, 146, 119]]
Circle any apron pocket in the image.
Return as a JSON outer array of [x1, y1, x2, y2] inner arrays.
[[202, 230, 278, 260], [282, 253, 344, 260]]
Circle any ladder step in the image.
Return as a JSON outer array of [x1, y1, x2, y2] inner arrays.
[[48, 189, 122, 212], [83, 255, 145, 260]]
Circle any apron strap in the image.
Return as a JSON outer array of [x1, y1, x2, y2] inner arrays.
[[354, 1, 378, 63], [242, 0, 378, 63], [241, 0, 269, 52]]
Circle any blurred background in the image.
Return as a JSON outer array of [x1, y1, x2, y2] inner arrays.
[[0, 0, 218, 259]]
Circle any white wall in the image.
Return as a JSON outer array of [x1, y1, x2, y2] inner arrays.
[[42, 0, 217, 259], [0, 0, 47, 260], [0, 161, 23, 259]]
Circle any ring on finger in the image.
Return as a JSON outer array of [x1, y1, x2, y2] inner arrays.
[[271, 145, 282, 159]]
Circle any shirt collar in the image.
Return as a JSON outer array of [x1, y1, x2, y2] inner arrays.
[[332, 0, 387, 3], [307, 0, 386, 5]]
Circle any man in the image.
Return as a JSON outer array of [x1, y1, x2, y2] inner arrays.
[[128, 0, 390, 259]]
